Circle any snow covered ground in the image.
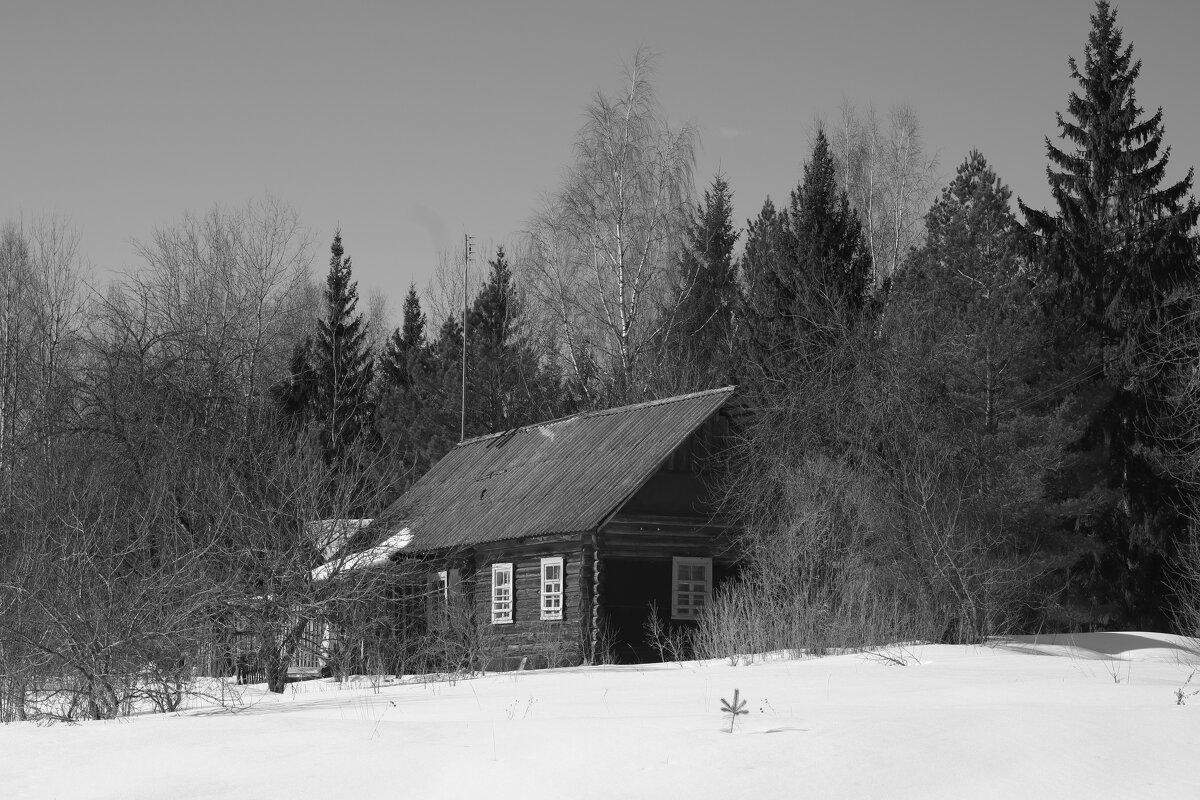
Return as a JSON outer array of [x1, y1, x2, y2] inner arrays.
[[4, 633, 1200, 799]]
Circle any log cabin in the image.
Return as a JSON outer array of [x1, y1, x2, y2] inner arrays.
[[355, 386, 743, 668]]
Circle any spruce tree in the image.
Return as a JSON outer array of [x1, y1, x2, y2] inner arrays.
[[373, 290, 443, 492], [399, 284, 427, 350], [739, 130, 870, 386], [313, 230, 375, 461], [271, 335, 318, 421], [900, 151, 1035, 425], [884, 152, 1068, 639], [660, 174, 740, 392], [463, 247, 564, 435], [737, 198, 783, 376], [788, 130, 872, 323], [409, 313, 467, 468], [469, 248, 517, 360], [1021, 1, 1200, 629], [1023, 1, 1197, 342], [466, 247, 519, 433], [433, 313, 463, 366], [378, 283, 427, 389]]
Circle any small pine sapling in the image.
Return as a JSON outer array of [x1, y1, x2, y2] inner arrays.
[[720, 688, 749, 733], [1175, 671, 1199, 706]]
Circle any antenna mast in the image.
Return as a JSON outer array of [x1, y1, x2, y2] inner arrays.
[[461, 234, 474, 441]]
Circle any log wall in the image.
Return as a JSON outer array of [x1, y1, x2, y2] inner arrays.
[[471, 536, 588, 670], [600, 514, 741, 564]]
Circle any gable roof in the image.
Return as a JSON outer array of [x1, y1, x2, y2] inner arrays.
[[368, 386, 737, 553]]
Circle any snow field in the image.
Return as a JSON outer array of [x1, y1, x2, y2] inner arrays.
[[3, 633, 1199, 799]]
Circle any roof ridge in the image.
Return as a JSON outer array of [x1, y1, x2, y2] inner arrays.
[[453, 386, 737, 448], [458, 430, 507, 447], [584, 385, 737, 419]]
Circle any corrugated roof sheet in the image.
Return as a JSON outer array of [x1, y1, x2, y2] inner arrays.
[[369, 386, 737, 553]]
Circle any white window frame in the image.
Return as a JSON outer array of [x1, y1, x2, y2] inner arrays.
[[540, 556, 564, 621], [427, 568, 459, 625], [491, 562, 514, 624], [671, 556, 712, 621]]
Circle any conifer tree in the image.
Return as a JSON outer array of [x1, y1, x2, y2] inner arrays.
[[737, 198, 783, 370], [466, 247, 522, 432], [378, 284, 427, 389], [659, 174, 740, 391], [414, 313, 467, 463], [469, 248, 517, 362], [313, 230, 374, 461], [788, 131, 872, 324], [398, 284, 427, 350], [373, 302, 449, 493], [883, 152, 1070, 639], [1023, 1, 1197, 343], [433, 314, 463, 366], [901, 150, 1036, 425], [463, 247, 565, 435], [271, 336, 318, 420], [1021, 1, 1200, 628], [739, 130, 870, 386]]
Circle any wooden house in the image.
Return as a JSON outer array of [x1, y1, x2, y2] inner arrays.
[[356, 386, 742, 668]]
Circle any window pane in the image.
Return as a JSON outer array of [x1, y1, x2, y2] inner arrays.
[[672, 558, 712, 620]]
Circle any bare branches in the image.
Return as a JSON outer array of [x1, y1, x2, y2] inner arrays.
[[523, 50, 695, 401], [121, 196, 315, 432], [828, 102, 939, 288]]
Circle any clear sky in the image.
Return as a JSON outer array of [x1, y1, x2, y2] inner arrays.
[[4, 0, 1197, 326]]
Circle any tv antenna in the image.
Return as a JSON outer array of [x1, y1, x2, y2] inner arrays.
[[461, 234, 474, 441]]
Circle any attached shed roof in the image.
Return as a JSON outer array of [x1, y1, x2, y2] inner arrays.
[[368, 386, 737, 553]]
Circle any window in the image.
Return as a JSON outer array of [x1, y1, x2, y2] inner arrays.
[[491, 563, 513, 624], [671, 556, 711, 620], [540, 556, 564, 621], [427, 569, 459, 625]]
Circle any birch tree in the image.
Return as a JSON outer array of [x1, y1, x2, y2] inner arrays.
[[829, 102, 939, 289], [525, 50, 696, 403]]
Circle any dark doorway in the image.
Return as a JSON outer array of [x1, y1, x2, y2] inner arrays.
[[603, 558, 673, 663], [602, 557, 740, 663]]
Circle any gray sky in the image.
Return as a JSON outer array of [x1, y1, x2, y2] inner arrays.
[[4, 0, 1197, 326]]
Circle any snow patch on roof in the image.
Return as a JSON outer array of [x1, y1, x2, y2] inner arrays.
[[305, 518, 375, 560], [310, 527, 411, 582]]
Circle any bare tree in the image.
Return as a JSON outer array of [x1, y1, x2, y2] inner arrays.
[[0, 224, 34, 505], [0, 218, 90, 720], [423, 243, 485, 332], [364, 287, 392, 357], [828, 102, 939, 288], [125, 197, 314, 430], [205, 429, 398, 693], [26, 217, 88, 440], [0, 200, 417, 719], [1149, 298, 1200, 636], [524, 50, 696, 402], [0, 435, 233, 722]]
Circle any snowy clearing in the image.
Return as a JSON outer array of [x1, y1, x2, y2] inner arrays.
[[4, 633, 1200, 799]]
